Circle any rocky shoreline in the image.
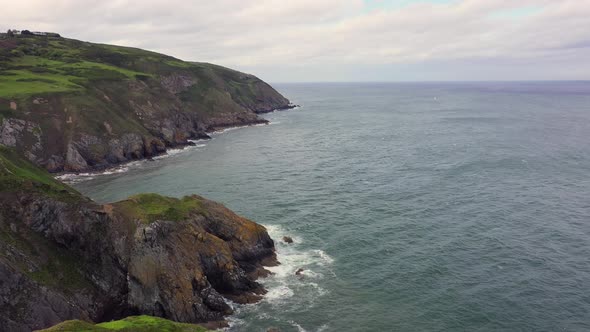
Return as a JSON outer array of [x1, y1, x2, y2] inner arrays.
[[53, 104, 299, 179], [0, 145, 281, 330]]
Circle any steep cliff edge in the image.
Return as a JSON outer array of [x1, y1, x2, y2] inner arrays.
[[0, 146, 276, 331], [0, 33, 293, 173]]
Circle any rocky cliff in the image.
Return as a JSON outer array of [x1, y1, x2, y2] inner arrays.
[[0, 146, 276, 331], [0, 33, 293, 173]]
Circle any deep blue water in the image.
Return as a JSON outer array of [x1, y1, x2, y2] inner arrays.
[[71, 82, 590, 331]]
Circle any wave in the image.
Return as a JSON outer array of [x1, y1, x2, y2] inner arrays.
[[262, 224, 333, 302], [152, 143, 206, 160], [226, 224, 332, 331], [208, 122, 269, 136], [55, 162, 138, 183]]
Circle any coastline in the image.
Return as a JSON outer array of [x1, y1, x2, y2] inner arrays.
[[53, 105, 306, 330], [55, 105, 299, 182], [50, 101, 335, 331]]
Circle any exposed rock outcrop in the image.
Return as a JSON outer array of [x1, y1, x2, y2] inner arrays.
[[0, 147, 276, 331]]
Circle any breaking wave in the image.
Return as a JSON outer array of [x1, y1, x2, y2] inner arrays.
[[227, 224, 333, 331]]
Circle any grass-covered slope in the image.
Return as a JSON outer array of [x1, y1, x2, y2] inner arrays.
[[0, 145, 81, 200], [114, 193, 205, 223], [0, 33, 291, 172], [37, 315, 208, 332], [0, 35, 285, 106]]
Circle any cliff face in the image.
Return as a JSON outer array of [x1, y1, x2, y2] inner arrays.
[[0, 146, 276, 331], [0, 34, 292, 173]]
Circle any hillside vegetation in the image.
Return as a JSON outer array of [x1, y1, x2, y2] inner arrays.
[[0, 145, 81, 200], [0, 33, 291, 172], [38, 315, 208, 331]]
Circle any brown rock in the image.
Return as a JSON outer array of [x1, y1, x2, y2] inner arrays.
[[0, 190, 277, 330], [282, 236, 294, 244]]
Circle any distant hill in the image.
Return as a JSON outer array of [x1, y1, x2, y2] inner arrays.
[[0, 33, 293, 172]]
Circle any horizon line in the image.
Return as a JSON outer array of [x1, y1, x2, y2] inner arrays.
[[269, 80, 590, 84]]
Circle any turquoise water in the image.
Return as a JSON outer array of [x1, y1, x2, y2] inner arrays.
[[71, 82, 590, 331]]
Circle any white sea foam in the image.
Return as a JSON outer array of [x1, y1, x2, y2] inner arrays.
[[264, 285, 295, 301], [317, 324, 330, 331], [259, 224, 333, 308], [152, 143, 206, 160], [225, 223, 332, 331], [55, 164, 133, 183], [288, 320, 308, 332], [55, 143, 207, 183], [314, 249, 335, 264], [208, 122, 269, 136]]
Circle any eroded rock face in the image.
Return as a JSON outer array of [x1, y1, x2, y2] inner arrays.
[[0, 263, 91, 332], [2, 70, 291, 174], [65, 143, 89, 172], [127, 220, 236, 322], [0, 119, 43, 163], [160, 74, 197, 94], [0, 192, 276, 331]]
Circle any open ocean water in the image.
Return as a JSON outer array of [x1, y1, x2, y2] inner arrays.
[[70, 82, 590, 331]]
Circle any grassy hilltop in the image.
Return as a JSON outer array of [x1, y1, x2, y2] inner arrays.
[[0, 34, 276, 104], [0, 32, 291, 172]]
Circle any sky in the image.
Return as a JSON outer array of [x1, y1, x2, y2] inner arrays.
[[2, 0, 590, 82]]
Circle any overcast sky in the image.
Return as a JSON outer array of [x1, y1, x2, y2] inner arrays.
[[2, 0, 590, 82]]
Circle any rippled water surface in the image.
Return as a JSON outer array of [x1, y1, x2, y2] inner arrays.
[[72, 82, 590, 331]]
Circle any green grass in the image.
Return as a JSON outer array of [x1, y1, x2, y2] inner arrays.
[[0, 68, 83, 97], [0, 145, 81, 201], [114, 193, 205, 223], [97, 315, 208, 331], [36, 319, 108, 331], [38, 315, 208, 332], [163, 59, 192, 68], [0, 55, 151, 98]]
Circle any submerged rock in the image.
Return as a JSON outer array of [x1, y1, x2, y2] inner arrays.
[[282, 236, 294, 244]]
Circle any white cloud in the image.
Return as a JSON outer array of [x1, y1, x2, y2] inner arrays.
[[1, 0, 589, 81]]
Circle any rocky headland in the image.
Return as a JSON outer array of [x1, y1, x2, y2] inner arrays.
[[0, 146, 277, 331], [0, 33, 295, 173]]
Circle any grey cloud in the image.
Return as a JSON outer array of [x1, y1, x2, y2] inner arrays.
[[1, 0, 589, 81]]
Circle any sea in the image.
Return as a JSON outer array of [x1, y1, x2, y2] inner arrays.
[[67, 82, 590, 331]]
